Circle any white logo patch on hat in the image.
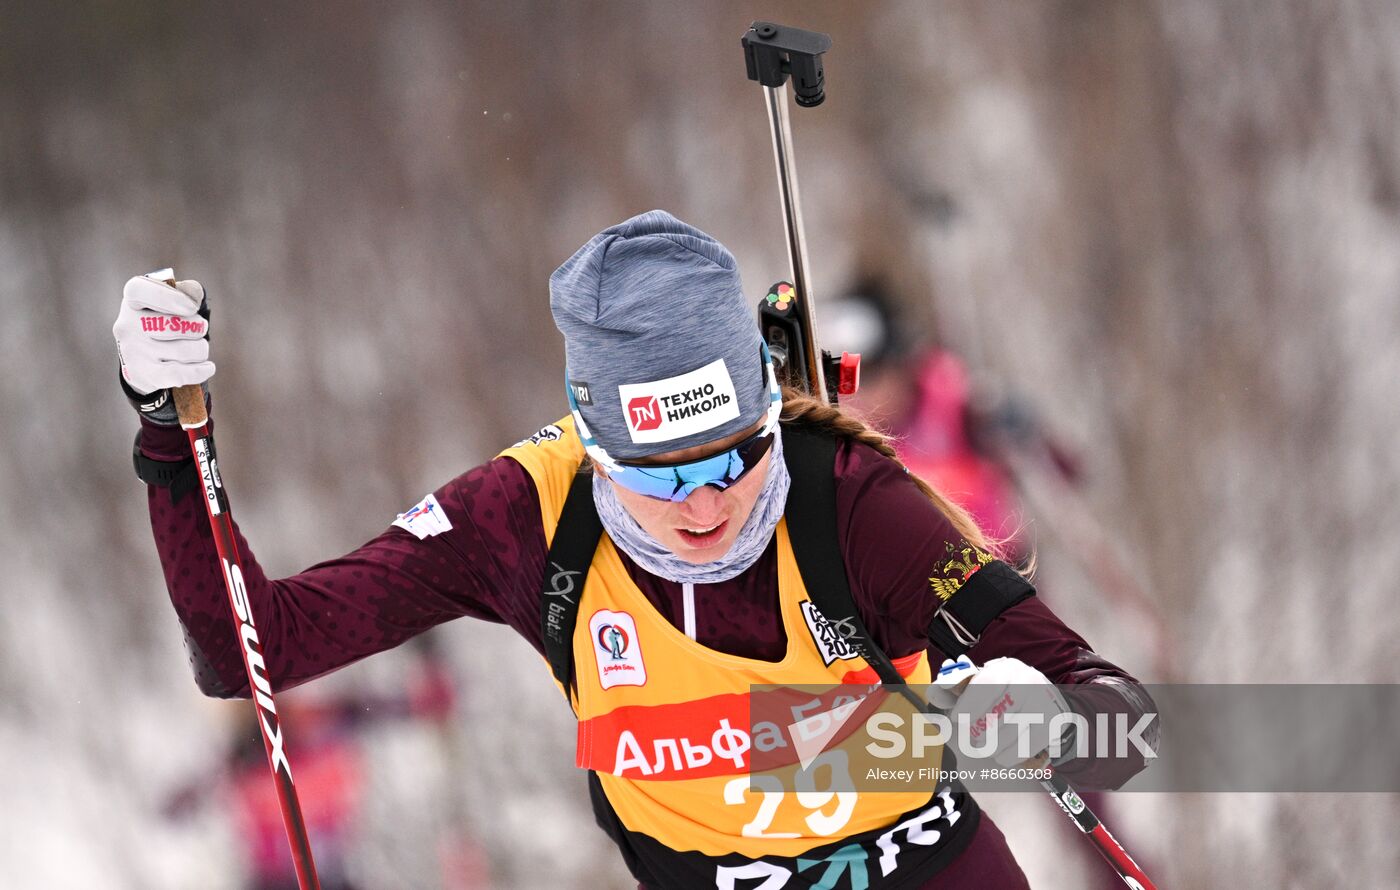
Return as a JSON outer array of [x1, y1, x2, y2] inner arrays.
[[617, 358, 741, 444]]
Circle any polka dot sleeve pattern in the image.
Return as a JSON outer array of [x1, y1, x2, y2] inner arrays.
[[144, 427, 548, 698]]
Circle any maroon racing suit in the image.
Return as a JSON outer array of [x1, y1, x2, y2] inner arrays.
[[137, 413, 1153, 887]]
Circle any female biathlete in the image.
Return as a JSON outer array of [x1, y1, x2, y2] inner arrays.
[[115, 211, 1153, 888]]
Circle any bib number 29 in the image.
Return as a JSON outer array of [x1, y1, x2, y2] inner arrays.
[[722, 750, 857, 839]]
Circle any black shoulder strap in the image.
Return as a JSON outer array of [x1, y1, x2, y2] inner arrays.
[[782, 424, 1038, 676], [782, 425, 908, 687], [540, 470, 603, 697]]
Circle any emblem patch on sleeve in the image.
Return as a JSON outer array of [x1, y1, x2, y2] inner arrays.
[[929, 544, 993, 601], [392, 493, 453, 540], [589, 609, 647, 689]]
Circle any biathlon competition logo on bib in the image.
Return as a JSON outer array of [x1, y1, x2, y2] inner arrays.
[[589, 609, 647, 689], [800, 600, 861, 666], [616, 358, 741, 444]]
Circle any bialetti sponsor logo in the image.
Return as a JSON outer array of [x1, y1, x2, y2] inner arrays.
[[141, 315, 206, 335], [542, 562, 580, 645], [222, 558, 292, 780], [617, 358, 741, 444]]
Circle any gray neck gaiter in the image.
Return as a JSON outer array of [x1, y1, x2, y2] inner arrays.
[[592, 427, 791, 584]]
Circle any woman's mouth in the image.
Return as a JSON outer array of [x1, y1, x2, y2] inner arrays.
[[676, 520, 728, 549]]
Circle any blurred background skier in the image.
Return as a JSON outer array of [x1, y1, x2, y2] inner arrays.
[[161, 638, 483, 890], [826, 278, 1157, 888]]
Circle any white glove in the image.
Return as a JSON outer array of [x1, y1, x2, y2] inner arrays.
[[114, 272, 214, 424], [931, 656, 1071, 768]]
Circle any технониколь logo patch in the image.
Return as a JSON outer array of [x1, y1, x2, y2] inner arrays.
[[616, 358, 741, 445]]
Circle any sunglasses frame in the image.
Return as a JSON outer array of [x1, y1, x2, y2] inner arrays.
[[567, 343, 784, 500]]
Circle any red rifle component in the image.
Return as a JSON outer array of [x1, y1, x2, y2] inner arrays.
[[837, 352, 861, 396]]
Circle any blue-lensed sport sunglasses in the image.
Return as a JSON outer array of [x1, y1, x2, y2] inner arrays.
[[567, 344, 783, 502]]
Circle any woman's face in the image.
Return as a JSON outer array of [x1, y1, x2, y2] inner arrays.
[[601, 422, 772, 564]]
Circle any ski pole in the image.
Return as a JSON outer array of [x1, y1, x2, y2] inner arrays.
[[1039, 770, 1156, 889], [161, 272, 322, 890], [883, 676, 1157, 888], [927, 661, 1158, 889]]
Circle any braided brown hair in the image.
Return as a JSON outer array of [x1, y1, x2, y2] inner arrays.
[[780, 388, 1006, 559]]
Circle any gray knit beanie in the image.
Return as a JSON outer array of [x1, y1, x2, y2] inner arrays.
[[551, 210, 767, 460]]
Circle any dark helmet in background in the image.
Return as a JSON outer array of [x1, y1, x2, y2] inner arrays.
[[822, 278, 915, 372]]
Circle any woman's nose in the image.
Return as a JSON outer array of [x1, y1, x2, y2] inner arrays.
[[676, 484, 726, 521]]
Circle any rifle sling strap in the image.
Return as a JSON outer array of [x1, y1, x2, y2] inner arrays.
[[780, 425, 908, 687], [541, 471, 604, 698]]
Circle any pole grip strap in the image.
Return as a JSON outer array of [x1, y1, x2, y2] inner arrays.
[[131, 430, 198, 502]]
